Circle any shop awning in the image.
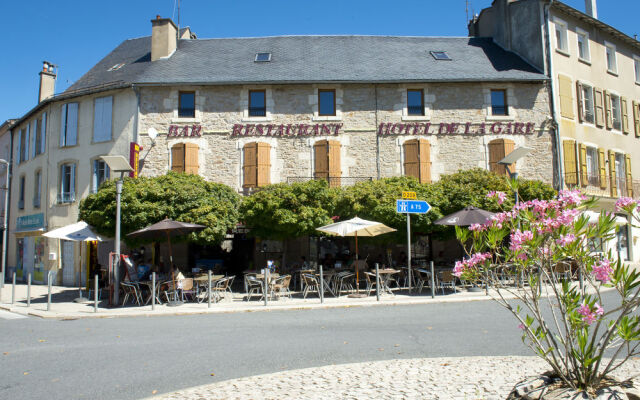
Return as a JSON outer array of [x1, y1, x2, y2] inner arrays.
[[583, 211, 628, 226], [43, 221, 108, 242]]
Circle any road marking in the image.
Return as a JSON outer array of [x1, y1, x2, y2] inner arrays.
[[0, 310, 28, 320]]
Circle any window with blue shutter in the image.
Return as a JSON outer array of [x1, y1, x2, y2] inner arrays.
[[60, 103, 78, 147], [93, 96, 113, 143]]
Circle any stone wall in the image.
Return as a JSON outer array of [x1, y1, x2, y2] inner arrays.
[[138, 82, 553, 190]]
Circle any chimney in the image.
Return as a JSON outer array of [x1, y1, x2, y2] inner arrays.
[[585, 0, 597, 19], [38, 61, 57, 103], [151, 15, 178, 61]]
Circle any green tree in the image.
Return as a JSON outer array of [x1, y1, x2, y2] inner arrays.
[[239, 179, 339, 240], [79, 172, 241, 246]]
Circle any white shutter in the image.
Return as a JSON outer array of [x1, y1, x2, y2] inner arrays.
[[66, 103, 78, 146], [24, 123, 30, 161], [70, 163, 76, 200], [16, 130, 22, 162], [41, 112, 47, 154], [32, 121, 37, 158], [103, 97, 112, 141], [92, 160, 98, 193], [93, 96, 113, 142], [60, 104, 67, 147]]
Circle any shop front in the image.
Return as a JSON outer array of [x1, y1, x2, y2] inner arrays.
[[15, 213, 47, 284]]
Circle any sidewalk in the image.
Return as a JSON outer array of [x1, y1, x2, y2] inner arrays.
[[0, 281, 508, 319]]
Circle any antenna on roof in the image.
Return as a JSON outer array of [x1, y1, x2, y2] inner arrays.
[[466, 0, 470, 23]]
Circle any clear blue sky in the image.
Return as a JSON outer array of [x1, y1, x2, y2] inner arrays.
[[1, 0, 638, 123]]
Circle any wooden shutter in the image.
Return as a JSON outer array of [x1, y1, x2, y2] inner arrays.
[[625, 155, 633, 197], [418, 139, 431, 184], [403, 139, 420, 180], [634, 100, 640, 138], [93, 96, 113, 142], [621, 97, 629, 134], [243, 142, 257, 188], [579, 144, 588, 186], [576, 81, 584, 123], [314, 140, 329, 180], [41, 112, 46, 154], [488, 138, 514, 176], [597, 148, 607, 190], [256, 143, 271, 187], [563, 140, 578, 186], [608, 150, 617, 197], [66, 103, 78, 146], [604, 90, 613, 129], [60, 104, 67, 147], [327, 140, 341, 187], [171, 143, 185, 173], [594, 88, 605, 127], [184, 143, 199, 175], [558, 75, 574, 119]]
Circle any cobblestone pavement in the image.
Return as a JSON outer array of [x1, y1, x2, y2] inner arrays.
[[149, 356, 640, 400]]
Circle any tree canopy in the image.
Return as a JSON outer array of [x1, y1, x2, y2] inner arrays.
[[239, 179, 339, 240], [79, 172, 241, 246]]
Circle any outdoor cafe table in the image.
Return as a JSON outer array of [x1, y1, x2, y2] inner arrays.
[[377, 269, 400, 295], [316, 270, 338, 297]]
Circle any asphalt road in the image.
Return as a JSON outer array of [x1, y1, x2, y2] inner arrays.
[[0, 296, 594, 400]]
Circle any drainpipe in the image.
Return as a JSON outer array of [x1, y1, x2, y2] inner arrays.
[[544, 0, 565, 191], [375, 84, 380, 180]]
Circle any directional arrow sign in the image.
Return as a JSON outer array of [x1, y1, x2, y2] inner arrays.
[[396, 200, 431, 214]]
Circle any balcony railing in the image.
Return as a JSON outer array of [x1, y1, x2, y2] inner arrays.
[[57, 192, 76, 204], [286, 176, 373, 188], [564, 172, 638, 199]]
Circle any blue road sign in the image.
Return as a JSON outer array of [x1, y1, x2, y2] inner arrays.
[[396, 200, 431, 214]]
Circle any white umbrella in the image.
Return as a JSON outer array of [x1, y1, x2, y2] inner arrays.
[[43, 221, 107, 242], [43, 221, 107, 301], [316, 217, 396, 296]]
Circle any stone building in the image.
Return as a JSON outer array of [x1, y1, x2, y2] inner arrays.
[[471, 0, 640, 264], [6, 16, 555, 284]]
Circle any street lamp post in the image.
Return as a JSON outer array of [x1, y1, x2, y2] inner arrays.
[[498, 147, 532, 208], [0, 159, 8, 298], [100, 156, 133, 307]]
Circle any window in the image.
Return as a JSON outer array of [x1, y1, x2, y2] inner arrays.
[[554, 19, 568, 53], [635, 57, 640, 83], [490, 90, 508, 116], [34, 113, 46, 156], [634, 101, 640, 137], [18, 176, 25, 210], [579, 145, 600, 187], [563, 140, 578, 186], [577, 82, 594, 124], [577, 29, 590, 62], [430, 51, 451, 60], [313, 140, 341, 188], [23, 124, 30, 162], [255, 52, 271, 62], [607, 151, 632, 198], [93, 96, 113, 142], [407, 90, 424, 116], [59, 163, 76, 204], [611, 94, 622, 131], [248, 90, 266, 117], [170, 143, 199, 174], [605, 42, 617, 73], [60, 103, 78, 147], [33, 171, 41, 208], [243, 142, 271, 189], [488, 138, 515, 176], [615, 153, 626, 196], [92, 160, 110, 193], [17, 129, 26, 163], [403, 139, 431, 183], [318, 89, 336, 116], [178, 92, 195, 118]]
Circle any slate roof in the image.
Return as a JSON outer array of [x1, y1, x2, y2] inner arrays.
[[67, 35, 546, 93]]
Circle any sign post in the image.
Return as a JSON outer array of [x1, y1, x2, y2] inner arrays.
[[396, 199, 431, 293]]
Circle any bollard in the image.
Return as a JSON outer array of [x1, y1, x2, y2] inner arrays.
[[27, 273, 31, 307], [12, 272, 16, 304], [94, 274, 98, 313], [430, 261, 435, 299], [207, 270, 212, 308], [47, 271, 52, 311], [375, 263, 380, 301], [263, 269, 269, 306], [319, 264, 324, 304], [151, 272, 156, 311]]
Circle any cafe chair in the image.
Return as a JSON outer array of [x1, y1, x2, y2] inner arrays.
[[363, 272, 379, 296], [301, 274, 320, 299], [270, 275, 292, 299], [120, 282, 142, 306], [179, 278, 195, 302], [212, 276, 234, 302], [245, 275, 265, 301], [438, 271, 457, 294], [415, 269, 432, 293], [334, 271, 355, 297]]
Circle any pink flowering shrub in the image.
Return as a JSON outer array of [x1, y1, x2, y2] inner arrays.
[[454, 186, 640, 392]]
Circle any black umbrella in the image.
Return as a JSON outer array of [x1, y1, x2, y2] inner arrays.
[[433, 206, 495, 226], [127, 219, 205, 305]]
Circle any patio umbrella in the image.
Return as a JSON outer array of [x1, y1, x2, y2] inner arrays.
[[44, 221, 107, 302], [316, 217, 396, 297], [433, 206, 495, 226], [127, 219, 205, 306]]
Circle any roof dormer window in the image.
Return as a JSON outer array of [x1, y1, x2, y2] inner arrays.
[[430, 51, 451, 60], [255, 52, 272, 62]]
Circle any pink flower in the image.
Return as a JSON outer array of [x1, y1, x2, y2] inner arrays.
[[516, 252, 528, 261], [615, 197, 639, 211], [577, 303, 599, 325], [556, 234, 576, 246], [594, 303, 604, 316], [518, 323, 526, 330], [452, 252, 492, 277], [469, 224, 485, 232], [509, 230, 534, 251], [592, 259, 614, 283], [487, 191, 507, 205], [558, 190, 587, 206]]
